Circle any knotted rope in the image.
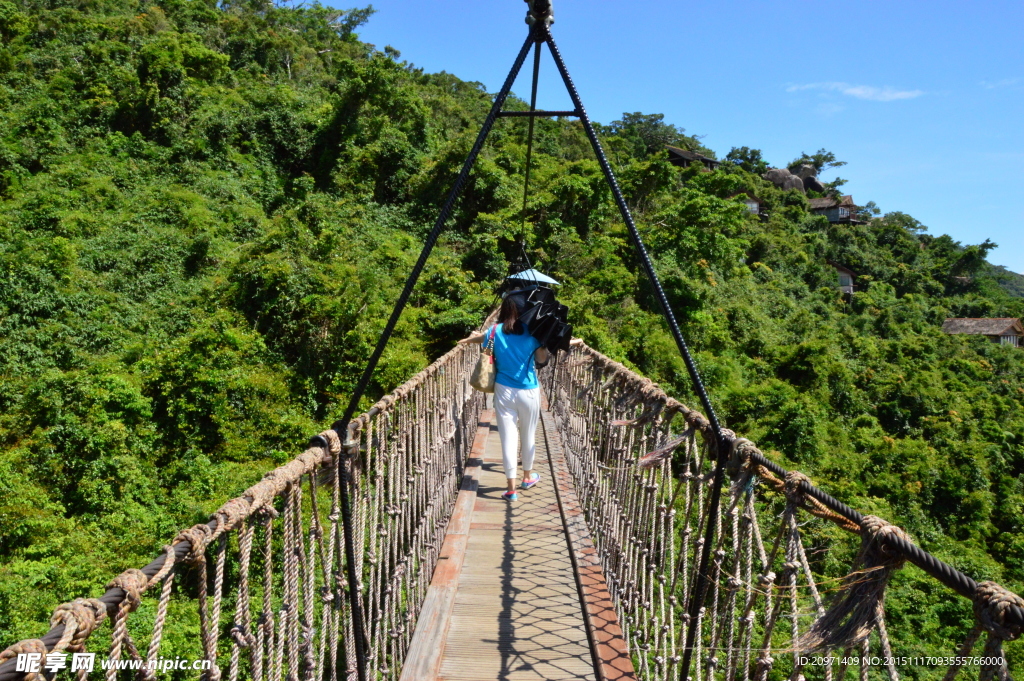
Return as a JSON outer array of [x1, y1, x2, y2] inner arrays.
[[943, 581, 1024, 681], [0, 641, 46, 681], [105, 568, 150, 681], [797, 515, 909, 652]]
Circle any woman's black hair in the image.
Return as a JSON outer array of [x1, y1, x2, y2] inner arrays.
[[499, 294, 524, 335]]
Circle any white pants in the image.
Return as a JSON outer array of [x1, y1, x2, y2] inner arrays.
[[493, 383, 540, 480]]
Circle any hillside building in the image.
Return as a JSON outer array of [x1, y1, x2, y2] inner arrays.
[[665, 146, 720, 171], [830, 262, 857, 296], [809, 195, 862, 224], [941, 318, 1023, 347], [730, 192, 764, 217]]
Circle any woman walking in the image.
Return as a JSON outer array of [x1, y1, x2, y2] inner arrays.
[[460, 295, 549, 500]]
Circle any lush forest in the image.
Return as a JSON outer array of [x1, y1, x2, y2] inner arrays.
[[1, 0, 1023, 673]]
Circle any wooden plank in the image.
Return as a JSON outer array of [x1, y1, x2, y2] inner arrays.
[[437, 412, 596, 681], [399, 410, 492, 681], [541, 411, 639, 681], [429, 534, 468, 588], [399, 586, 457, 681], [468, 522, 564, 532]]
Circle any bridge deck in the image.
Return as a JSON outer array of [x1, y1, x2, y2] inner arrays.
[[401, 405, 634, 681]]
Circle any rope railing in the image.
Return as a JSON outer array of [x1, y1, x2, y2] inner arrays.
[[0, 338, 485, 681], [3, 334, 1022, 681], [543, 343, 1023, 681]]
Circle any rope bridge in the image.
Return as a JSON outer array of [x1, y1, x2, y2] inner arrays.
[[2, 340, 1022, 681]]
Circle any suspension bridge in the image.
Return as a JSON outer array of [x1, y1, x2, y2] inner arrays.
[[1, 338, 1022, 681], [2, 2, 1022, 680]]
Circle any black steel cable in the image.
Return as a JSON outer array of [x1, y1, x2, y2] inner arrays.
[[746, 449, 993, 601], [327, 31, 536, 681], [0, 541, 197, 681], [519, 40, 542, 239], [542, 30, 730, 681]]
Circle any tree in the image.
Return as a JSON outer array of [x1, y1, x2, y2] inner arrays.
[[952, 239, 998, 277], [856, 201, 882, 222], [788, 148, 846, 175], [328, 5, 376, 39], [607, 112, 705, 158], [824, 177, 848, 193], [725, 147, 769, 175]]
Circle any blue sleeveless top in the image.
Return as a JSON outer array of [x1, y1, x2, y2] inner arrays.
[[489, 323, 541, 390]]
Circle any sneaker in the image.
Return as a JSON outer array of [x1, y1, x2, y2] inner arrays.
[[520, 473, 541, 490], [501, 490, 518, 501]]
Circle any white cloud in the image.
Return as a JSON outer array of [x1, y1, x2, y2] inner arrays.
[[786, 82, 924, 102], [980, 78, 1019, 89]]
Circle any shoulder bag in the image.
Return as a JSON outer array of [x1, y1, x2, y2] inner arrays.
[[469, 325, 497, 393]]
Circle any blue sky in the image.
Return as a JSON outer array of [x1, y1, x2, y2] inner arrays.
[[355, 0, 1023, 274]]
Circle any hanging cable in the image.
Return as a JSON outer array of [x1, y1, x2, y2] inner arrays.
[[519, 40, 542, 241]]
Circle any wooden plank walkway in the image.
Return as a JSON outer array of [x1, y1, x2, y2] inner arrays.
[[401, 405, 636, 681]]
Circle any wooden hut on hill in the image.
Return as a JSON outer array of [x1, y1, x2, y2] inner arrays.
[[941, 318, 1023, 347], [729, 192, 764, 216], [809, 195, 861, 224], [665, 145, 720, 171], [829, 262, 857, 296]]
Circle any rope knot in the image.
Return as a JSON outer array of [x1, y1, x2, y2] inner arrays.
[[0, 639, 48, 681], [229, 624, 252, 649], [728, 437, 756, 474], [784, 471, 810, 505], [316, 429, 342, 456], [106, 568, 149, 613], [859, 515, 909, 568], [797, 514, 910, 653], [211, 498, 250, 538], [973, 581, 1024, 641], [175, 523, 214, 563], [50, 598, 107, 652]]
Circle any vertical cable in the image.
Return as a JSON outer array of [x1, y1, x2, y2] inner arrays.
[[519, 40, 543, 239]]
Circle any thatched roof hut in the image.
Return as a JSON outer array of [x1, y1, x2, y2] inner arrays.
[[809, 195, 861, 224], [941, 318, 1023, 347]]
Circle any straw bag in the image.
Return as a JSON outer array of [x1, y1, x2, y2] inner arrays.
[[470, 326, 497, 393]]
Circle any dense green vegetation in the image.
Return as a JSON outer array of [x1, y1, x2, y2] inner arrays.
[[991, 264, 1024, 298], [1, 0, 1022, 672]]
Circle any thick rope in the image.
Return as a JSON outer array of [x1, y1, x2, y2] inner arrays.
[[796, 515, 910, 652], [0, 641, 46, 681]]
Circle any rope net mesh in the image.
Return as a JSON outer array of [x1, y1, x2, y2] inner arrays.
[[3, 338, 1022, 681], [542, 345, 1022, 681]]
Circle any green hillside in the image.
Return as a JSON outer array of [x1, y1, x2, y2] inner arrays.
[[991, 264, 1024, 297], [2, 0, 1023, 669]]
